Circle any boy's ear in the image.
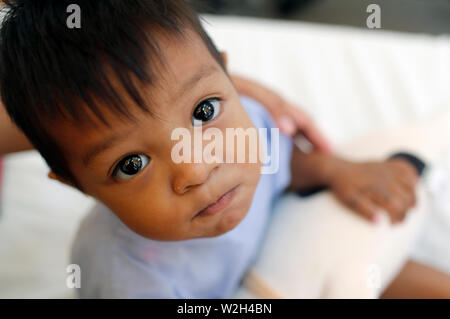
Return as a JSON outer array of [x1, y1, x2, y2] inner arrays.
[[220, 51, 228, 69], [48, 171, 75, 188]]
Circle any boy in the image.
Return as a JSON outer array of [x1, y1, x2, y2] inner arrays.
[[0, 0, 423, 298]]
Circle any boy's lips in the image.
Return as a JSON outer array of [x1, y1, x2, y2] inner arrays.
[[194, 184, 240, 218]]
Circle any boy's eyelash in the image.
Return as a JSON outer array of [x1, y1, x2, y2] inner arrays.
[[193, 96, 223, 111], [109, 152, 146, 178]]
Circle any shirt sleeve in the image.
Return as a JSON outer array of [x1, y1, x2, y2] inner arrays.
[[239, 95, 294, 198]]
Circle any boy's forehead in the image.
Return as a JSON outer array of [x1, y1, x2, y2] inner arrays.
[[99, 28, 222, 111], [155, 29, 222, 102]]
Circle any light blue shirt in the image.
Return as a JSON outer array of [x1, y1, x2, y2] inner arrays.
[[71, 95, 294, 298]]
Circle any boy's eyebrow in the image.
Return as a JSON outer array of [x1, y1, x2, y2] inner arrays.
[[171, 64, 219, 103], [82, 128, 134, 167]]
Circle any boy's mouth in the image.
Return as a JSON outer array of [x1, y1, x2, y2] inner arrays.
[[194, 184, 240, 218]]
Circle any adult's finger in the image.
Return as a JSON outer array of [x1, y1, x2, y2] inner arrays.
[[275, 115, 297, 136], [367, 183, 410, 224], [340, 190, 381, 223]]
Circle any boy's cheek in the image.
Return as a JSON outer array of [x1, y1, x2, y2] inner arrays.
[[105, 198, 189, 240]]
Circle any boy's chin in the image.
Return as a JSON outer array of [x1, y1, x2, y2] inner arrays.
[[205, 202, 253, 238]]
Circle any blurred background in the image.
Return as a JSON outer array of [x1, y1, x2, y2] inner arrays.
[[1, 0, 449, 299], [192, 0, 450, 35]]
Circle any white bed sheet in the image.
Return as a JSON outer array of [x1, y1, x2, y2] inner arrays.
[[0, 15, 449, 298]]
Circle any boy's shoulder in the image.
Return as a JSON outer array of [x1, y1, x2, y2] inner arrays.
[[239, 94, 278, 131], [71, 203, 180, 298], [240, 94, 294, 194]]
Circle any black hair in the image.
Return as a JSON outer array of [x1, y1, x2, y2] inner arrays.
[[0, 0, 226, 190]]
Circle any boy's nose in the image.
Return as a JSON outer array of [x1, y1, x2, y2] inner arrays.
[[172, 162, 219, 195]]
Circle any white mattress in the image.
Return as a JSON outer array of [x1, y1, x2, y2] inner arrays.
[[1, 15, 449, 298]]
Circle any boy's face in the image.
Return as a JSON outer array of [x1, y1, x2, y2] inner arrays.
[[48, 30, 262, 241]]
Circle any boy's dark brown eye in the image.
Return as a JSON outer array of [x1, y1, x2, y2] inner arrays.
[[192, 98, 221, 126], [113, 154, 150, 180]]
